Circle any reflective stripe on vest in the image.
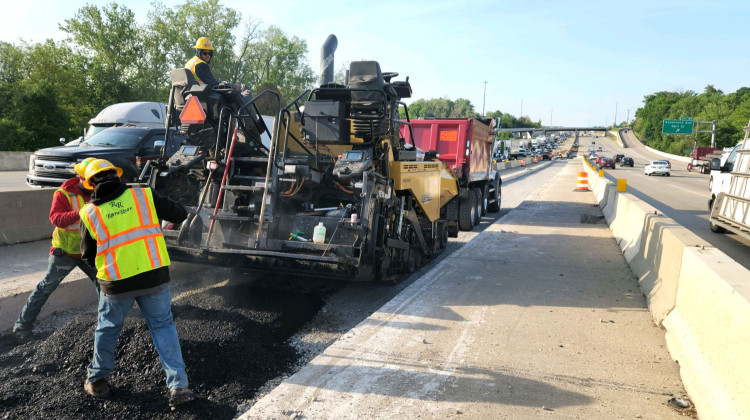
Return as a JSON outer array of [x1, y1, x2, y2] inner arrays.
[[80, 187, 169, 281], [51, 189, 86, 254], [185, 56, 206, 83]]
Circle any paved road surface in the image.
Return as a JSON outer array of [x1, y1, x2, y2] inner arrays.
[[0, 171, 31, 192], [241, 158, 687, 419]]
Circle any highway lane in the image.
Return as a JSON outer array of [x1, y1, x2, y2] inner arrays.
[[0, 171, 31, 192], [583, 131, 750, 270]]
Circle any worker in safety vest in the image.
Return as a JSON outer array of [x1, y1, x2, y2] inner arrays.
[[185, 36, 245, 91], [78, 159, 194, 406], [12, 158, 99, 339]]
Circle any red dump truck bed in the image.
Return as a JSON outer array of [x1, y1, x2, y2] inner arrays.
[[402, 118, 494, 182]]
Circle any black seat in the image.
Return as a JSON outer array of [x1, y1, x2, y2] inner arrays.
[[348, 61, 385, 108], [170, 68, 202, 111]]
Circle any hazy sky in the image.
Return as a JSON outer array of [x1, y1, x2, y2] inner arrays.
[[3, 0, 748, 126]]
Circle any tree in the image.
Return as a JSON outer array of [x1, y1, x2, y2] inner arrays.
[[60, 3, 145, 107]]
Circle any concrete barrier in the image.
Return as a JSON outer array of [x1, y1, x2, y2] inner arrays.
[[0, 152, 33, 171], [0, 189, 54, 246], [580, 156, 750, 419]]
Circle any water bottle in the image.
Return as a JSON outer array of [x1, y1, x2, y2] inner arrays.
[[313, 222, 326, 244]]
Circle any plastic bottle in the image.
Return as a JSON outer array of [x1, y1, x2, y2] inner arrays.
[[313, 222, 326, 244]]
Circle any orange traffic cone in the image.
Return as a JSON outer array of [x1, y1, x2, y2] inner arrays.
[[521, 159, 526, 167], [534, 156, 538, 163], [576, 172, 589, 191]]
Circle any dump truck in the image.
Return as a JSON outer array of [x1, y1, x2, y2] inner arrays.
[[687, 145, 721, 174], [141, 36, 463, 281], [402, 118, 501, 233], [708, 120, 750, 239]]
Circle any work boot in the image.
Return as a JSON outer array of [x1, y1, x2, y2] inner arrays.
[[13, 328, 33, 340], [83, 379, 111, 399], [169, 387, 195, 406]]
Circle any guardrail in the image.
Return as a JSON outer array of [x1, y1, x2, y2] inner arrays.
[[580, 156, 750, 419]]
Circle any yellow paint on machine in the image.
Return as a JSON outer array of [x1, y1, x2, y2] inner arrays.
[[390, 160, 459, 221]]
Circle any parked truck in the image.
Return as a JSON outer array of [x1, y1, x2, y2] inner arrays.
[[687, 146, 721, 174], [402, 118, 501, 233], [708, 120, 750, 239]]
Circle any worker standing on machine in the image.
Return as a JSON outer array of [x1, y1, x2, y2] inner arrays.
[[12, 158, 99, 339], [78, 159, 194, 407]]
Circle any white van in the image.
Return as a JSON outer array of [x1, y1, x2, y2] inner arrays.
[[63, 102, 167, 146]]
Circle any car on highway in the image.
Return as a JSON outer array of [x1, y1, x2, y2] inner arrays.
[[614, 154, 625, 162], [27, 127, 184, 187], [595, 156, 605, 165], [645, 160, 671, 176], [620, 157, 634, 167], [541, 151, 551, 160], [597, 146, 603, 151], [598, 157, 615, 169]]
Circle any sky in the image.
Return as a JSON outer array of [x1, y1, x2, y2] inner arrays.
[[3, 0, 749, 127]]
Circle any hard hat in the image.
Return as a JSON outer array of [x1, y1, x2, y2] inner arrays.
[[194, 37, 214, 51], [74, 157, 96, 178], [83, 159, 123, 190]]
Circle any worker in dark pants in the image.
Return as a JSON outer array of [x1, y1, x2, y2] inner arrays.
[[13, 158, 99, 338], [78, 159, 194, 407]]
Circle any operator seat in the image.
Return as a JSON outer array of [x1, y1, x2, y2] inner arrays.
[[348, 61, 389, 139], [170, 68, 202, 112]]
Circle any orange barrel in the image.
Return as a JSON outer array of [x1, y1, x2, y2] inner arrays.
[[576, 172, 589, 190], [521, 159, 526, 167], [534, 156, 538, 163]]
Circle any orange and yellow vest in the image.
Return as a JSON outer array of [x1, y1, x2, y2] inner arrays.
[[185, 56, 207, 83], [79, 187, 170, 281], [51, 189, 87, 255]]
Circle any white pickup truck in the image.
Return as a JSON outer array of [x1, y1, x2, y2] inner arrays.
[[708, 120, 750, 238]]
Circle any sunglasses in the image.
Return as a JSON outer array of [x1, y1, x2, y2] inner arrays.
[[200, 51, 213, 57]]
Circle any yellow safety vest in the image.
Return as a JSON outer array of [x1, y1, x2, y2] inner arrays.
[[51, 189, 87, 255], [79, 187, 170, 281], [185, 56, 206, 83]]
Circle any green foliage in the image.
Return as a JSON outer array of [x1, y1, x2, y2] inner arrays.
[[0, 0, 316, 151], [634, 86, 750, 155], [403, 97, 476, 119]]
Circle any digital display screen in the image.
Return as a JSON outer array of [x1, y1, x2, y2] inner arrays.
[[182, 146, 198, 155], [346, 151, 363, 161]]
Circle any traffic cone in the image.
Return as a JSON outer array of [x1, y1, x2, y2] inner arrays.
[[521, 159, 525, 167], [534, 156, 538, 163]]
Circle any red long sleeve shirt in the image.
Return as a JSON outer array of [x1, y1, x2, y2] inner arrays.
[[49, 177, 92, 257]]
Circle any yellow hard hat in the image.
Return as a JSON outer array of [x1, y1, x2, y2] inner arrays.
[[83, 159, 123, 190], [74, 157, 96, 178], [194, 37, 214, 51]]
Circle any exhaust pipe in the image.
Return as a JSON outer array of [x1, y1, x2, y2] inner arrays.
[[319, 34, 338, 85]]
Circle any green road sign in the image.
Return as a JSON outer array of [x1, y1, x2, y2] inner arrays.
[[663, 119, 693, 134], [680, 117, 694, 121]]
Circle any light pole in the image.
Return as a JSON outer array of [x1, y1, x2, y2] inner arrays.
[[482, 81, 487, 118], [520, 99, 523, 118], [627, 109, 630, 125]]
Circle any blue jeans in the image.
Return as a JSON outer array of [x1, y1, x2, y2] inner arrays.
[[87, 285, 188, 390], [14, 252, 99, 332]]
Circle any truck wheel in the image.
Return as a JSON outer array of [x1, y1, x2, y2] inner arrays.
[[458, 192, 475, 231], [480, 185, 488, 216], [710, 221, 726, 234], [487, 177, 501, 213], [439, 223, 449, 249], [471, 187, 482, 226]]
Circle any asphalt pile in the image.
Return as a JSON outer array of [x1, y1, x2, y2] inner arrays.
[[0, 279, 328, 420]]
